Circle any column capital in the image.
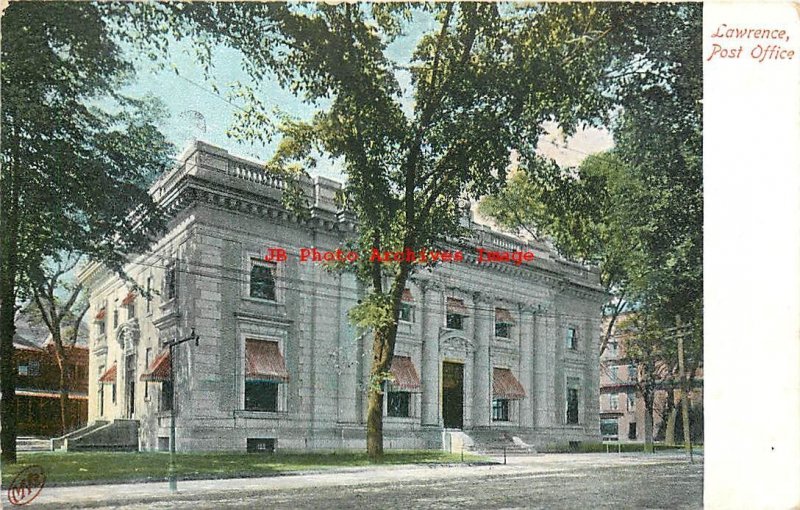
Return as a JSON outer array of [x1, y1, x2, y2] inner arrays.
[[472, 291, 495, 306]]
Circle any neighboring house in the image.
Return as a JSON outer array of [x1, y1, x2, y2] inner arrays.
[[78, 140, 606, 453], [12, 315, 89, 437], [599, 315, 703, 443]]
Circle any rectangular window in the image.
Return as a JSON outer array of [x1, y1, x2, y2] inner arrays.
[[495, 322, 511, 338], [492, 399, 510, 421], [28, 360, 40, 376], [245, 381, 279, 412], [567, 388, 579, 424], [627, 392, 636, 411], [387, 391, 410, 417], [608, 342, 618, 356], [610, 393, 619, 410], [113, 309, 119, 330], [399, 303, 413, 323], [144, 348, 152, 399], [160, 381, 173, 412], [446, 313, 464, 330], [250, 260, 276, 301], [565, 327, 578, 350], [601, 418, 619, 438], [165, 262, 177, 300], [628, 422, 637, 440], [628, 364, 637, 381], [247, 438, 276, 454], [111, 383, 117, 404], [146, 277, 152, 313], [126, 303, 135, 320], [99, 320, 106, 336], [17, 363, 28, 376], [610, 366, 618, 380]]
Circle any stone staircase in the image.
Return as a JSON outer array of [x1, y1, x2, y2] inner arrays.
[[51, 419, 138, 452], [465, 430, 538, 455], [18, 436, 52, 452]]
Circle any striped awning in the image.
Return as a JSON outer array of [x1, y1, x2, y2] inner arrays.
[[98, 364, 117, 384], [121, 292, 136, 305], [401, 289, 414, 303], [495, 308, 515, 325], [493, 368, 526, 400], [94, 308, 106, 321], [389, 355, 421, 392], [446, 298, 468, 316], [140, 350, 171, 382], [245, 340, 290, 382]]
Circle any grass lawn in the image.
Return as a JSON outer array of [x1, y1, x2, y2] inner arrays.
[[1, 450, 486, 487]]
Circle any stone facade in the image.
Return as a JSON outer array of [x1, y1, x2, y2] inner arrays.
[[78, 140, 606, 452]]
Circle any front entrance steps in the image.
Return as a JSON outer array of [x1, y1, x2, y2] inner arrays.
[[51, 419, 138, 452], [442, 429, 474, 453], [461, 429, 538, 455], [18, 436, 52, 452]]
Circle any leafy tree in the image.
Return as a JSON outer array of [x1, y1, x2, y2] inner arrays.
[[479, 3, 702, 342], [23, 254, 89, 436], [133, 2, 626, 458], [0, 2, 173, 462]]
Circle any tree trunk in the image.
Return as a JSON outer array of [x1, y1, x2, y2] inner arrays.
[[365, 269, 408, 460], [56, 354, 68, 435], [0, 280, 17, 463], [0, 207, 20, 463], [643, 390, 655, 453], [366, 381, 384, 460], [664, 387, 677, 445]]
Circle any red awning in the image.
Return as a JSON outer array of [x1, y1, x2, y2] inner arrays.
[[245, 340, 290, 382], [94, 308, 106, 321], [446, 298, 468, 316], [389, 355, 421, 392], [140, 350, 171, 382], [98, 364, 117, 384], [495, 308, 515, 324], [493, 368, 526, 400], [121, 292, 136, 305], [401, 289, 414, 303]]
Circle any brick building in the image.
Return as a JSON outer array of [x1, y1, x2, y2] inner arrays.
[[77, 140, 606, 452], [599, 316, 703, 443], [12, 316, 89, 437]]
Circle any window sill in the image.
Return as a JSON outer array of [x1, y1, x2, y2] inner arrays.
[[235, 410, 288, 419], [384, 416, 416, 422], [159, 298, 177, 310], [242, 296, 282, 306]]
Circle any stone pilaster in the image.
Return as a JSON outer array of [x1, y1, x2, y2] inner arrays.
[[472, 292, 493, 427], [519, 305, 535, 428], [534, 310, 557, 428], [420, 282, 442, 426], [336, 273, 359, 423]]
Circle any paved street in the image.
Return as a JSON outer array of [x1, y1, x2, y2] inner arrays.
[[23, 452, 702, 509]]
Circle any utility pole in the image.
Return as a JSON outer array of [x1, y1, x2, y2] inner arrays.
[[163, 328, 200, 491], [675, 315, 693, 463]]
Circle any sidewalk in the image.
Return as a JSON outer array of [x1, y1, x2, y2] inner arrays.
[[20, 452, 701, 509]]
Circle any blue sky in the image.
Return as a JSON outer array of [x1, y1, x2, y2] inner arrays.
[[121, 9, 438, 181], [121, 7, 610, 181]]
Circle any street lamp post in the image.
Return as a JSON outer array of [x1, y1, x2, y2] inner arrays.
[[163, 328, 199, 492]]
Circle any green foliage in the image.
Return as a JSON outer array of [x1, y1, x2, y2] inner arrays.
[[1, 2, 175, 289], [348, 293, 395, 331], [479, 3, 702, 342]]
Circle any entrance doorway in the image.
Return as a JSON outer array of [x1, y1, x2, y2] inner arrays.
[[442, 361, 463, 429], [125, 354, 136, 418]]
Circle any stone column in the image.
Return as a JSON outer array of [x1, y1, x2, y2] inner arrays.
[[336, 273, 359, 423], [472, 292, 493, 428], [519, 305, 535, 428], [421, 283, 442, 426], [534, 310, 557, 428]]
